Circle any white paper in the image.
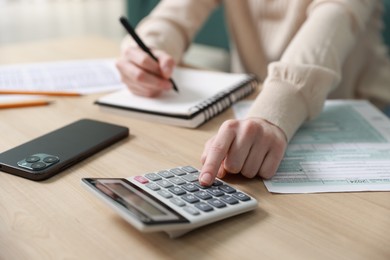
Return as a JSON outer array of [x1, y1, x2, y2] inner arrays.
[[0, 59, 126, 94], [233, 100, 390, 193]]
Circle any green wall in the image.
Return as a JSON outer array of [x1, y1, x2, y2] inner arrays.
[[126, 0, 229, 50], [384, 0, 390, 47]]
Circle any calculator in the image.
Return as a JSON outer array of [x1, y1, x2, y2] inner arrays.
[[82, 166, 257, 238]]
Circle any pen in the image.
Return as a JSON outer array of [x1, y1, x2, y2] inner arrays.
[[119, 16, 179, 93], [0, 90, 81, 96], [0, 100, 52, 109]]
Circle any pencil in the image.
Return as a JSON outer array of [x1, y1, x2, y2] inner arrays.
[[0, 100, 52, 109], [119, 16, 179, 93], [0, 90, 81, 96]]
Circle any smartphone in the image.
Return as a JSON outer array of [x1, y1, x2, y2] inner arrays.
[[0, 118, 129, 181]]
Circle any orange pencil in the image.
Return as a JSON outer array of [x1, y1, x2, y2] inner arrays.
[[0, 100, 52, 109], [0, 90, 81, 97]]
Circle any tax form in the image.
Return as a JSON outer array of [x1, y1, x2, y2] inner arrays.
[[233, 100, 390, 193]]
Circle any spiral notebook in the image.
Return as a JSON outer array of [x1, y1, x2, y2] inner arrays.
[[95, 67, 258, 128]]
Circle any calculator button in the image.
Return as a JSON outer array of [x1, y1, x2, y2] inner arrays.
[[157, 170, 174, 178], [194, 191, 212, 200], [212, 180, 223, 186], [207, 188, 225, 197], [182, 173, 199, 182], [207, 198, 226, 208], [183, 206, 200, 215], [194, 181, 209, 189], [220, 195, 239, 205], [168, 186, 186, 196], [134, 176, 149, 184], [182, 183, 199, 192], [145, 183, 160, 191], [169, 177, 186, 185], [232, 192, 251, 201], [170, 198, 186, 207], [144, 173, 162, 181], [170, 168, 186, 176], [182, 166, 198, 173], [181, 194, 200, 204], [157, 190, 173, 199], [219, 185, 236, 194], [156, 180, 174, 188], [194, 202, 214, 212]]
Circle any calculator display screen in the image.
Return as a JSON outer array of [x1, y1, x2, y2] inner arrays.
[[91, 178, 188, 224]]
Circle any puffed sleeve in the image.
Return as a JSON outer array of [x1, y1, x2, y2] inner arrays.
[[121, 0, 220, 62], [246, 0, 377, 140]]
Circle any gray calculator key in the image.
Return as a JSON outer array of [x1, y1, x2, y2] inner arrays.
[[220, 195, 239, 205], [182, 173, 199, 182], [168, 186, 186, 195], [232, 192, 251, 201], [183, 206, 200, 215], [194, 190, 212, 200], [156, 179, 173, 188], [181, 194, 199, 204], [194, 181, 209, 189], [194, 202, 214, 212], [170, 198, 186, 207], [145, 183, 160, 191], [169, 177, 186, 185], [144, 173, 162, 181], [212, 180, 223, 186], [158, 170, 174, 178], [157, 190, 173, 199], [170, 168, 187, 176], [208, 198, 226, 208], [219, 184, 236, 194], [207, 188, 225, 197], [182, 166, 198, 173], [182, 183, 199, 192]]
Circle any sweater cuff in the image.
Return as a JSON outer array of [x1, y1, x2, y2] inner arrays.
[[246, 80, 309, 141]]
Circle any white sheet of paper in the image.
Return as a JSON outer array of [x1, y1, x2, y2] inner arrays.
[[233, 100, 390, 193], [0, 59, 125, 94]]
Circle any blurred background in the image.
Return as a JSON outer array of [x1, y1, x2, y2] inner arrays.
[[1, 0, 389, 70], [0, 0, 230, 70], [0, 0, 125, 44]]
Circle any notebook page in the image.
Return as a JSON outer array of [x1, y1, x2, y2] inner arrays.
[[97, 67, 251, 116]]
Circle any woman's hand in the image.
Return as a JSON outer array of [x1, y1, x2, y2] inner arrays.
[[116, 46, 176, 97], [199, 117, 287, 185]]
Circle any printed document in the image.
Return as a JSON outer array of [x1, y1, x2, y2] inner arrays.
[[0, 59, 125, 94], [233, 100, 390, 193]]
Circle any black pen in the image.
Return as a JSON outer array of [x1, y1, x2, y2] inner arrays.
[[119, 16, 179, 93]]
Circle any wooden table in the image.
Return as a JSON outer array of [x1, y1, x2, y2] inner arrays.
[[1, 36, 389, 260]]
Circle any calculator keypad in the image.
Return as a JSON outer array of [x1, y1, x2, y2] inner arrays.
[[136, 166, 253, 216]]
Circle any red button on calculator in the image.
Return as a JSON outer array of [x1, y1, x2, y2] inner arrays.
[[134, 175, 149, 184]]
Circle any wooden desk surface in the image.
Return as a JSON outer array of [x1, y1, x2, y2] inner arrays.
[[1, 36, 389, 260]]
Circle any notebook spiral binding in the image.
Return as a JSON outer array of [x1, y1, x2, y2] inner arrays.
[[194, 76, 258, 124]]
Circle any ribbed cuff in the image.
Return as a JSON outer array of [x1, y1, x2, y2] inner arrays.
[[246, 80, 309, 141]]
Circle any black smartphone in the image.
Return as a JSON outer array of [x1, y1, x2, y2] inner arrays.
[[0, 118, 129, 181]]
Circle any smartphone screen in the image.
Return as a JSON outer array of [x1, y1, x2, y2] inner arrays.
[[0, 119, 129, 181]]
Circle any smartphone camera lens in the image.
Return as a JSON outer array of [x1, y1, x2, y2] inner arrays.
[[17, 153, 60, 172], [31, 162, 47, 170], [43, 156, 59, 164], [25, 156, 40, 163]]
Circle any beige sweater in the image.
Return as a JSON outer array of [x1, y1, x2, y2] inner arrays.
[[123, 0, 390, 140]]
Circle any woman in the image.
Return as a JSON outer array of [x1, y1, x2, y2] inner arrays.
[[116, 0, 390, 186]]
